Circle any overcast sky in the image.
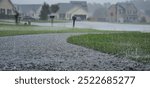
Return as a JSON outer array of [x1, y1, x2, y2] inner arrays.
[[11, 0, 131, 4]]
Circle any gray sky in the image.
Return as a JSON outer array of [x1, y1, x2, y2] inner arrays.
[[11, 0, 131, 4]]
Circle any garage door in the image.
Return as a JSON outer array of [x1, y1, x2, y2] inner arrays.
[[74, 15, 86, 20]]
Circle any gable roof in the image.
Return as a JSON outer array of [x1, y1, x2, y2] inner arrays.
[[67, 6, 88, 14], [0, 0, 15, 9], [57, 3, 73, 13], [15, 4, 42, 13], [57, 1, 88, 14], [70, 1, 87, 7], [117, 2, 137, 11], [9, 0, 15, 8]]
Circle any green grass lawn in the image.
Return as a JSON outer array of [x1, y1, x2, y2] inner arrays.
[[33, 20, 69, 23], [0, 24, 108, 37], [1, 24, 149, 63], [67, 32, 150, 63]]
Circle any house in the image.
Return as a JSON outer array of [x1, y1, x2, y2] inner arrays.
[[56, 1, 88, 20], [108, 2, 138, 23], [0, 0, 15, 19], [87, 3, 110, 22], [133, 0, 150, 23], [15, 4, 42, 20]]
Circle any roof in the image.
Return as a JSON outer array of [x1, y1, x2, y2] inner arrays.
[[0, 0, 15, 9], [9, 0, 15, 8], [70, 1, 87, 7], [15, 4, 42, 13], [117, 2, 137, 11], [57, 1, 88, 14], [57, 3, 73, 13]]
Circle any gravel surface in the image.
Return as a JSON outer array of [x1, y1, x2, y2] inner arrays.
[[0, 33, 150, 71]]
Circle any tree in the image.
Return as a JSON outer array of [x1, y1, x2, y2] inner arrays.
[[40, 2, 50, 20], [50, 4, 59, 13]]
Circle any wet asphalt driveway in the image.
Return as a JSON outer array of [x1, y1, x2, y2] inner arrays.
[[0, 33, 150, 71]]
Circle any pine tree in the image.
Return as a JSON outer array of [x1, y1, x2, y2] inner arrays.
[[40, 2, 50, 20], [50, 4, 59, 13]]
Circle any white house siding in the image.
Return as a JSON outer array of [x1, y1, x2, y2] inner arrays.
[[0, 0, 15, 15], [34, 6, 42, 19], [56, 1, 88, 20], [66, 6, 88, 20], [16, 4, 42, 20]]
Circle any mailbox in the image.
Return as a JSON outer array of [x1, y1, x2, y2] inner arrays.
[[72, 16, 76, 28], [72, 16, 76, 21], [50, 15, 55, 26], [50, 15, 55, 19]]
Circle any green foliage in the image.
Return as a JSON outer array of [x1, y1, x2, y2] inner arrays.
[[50, 4, 59, 13], [67, 32, 150, 63], [39, 2, 50, 20]]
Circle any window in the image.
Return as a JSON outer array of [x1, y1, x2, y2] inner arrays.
[[59, 14, 65, 19], [0, 9, 5, 14], [133, 11, 137, 15], [127, 10, 131, 14], [119, 9, 122, 14], [129, 10, 130, 14], [129, 17, 132, 20], [7, 9, 12, 15], [127, 10, 129, 14]]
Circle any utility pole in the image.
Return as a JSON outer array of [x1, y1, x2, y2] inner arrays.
[[50, 15, 55, 27], [116, 4, 118, 23], [15, 11, 19, 25]]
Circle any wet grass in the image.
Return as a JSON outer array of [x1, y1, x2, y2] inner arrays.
[[0, 24, 112, 37], [33, 20, 68, 23], [67, 32, 150, 63], [1, 24, 150, 63]]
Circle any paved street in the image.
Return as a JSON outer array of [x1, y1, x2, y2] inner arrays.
[[32, 21, 150, 32]]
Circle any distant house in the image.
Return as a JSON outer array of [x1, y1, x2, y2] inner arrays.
[[133, 0, 150, 23], [0, 0, 15, 19], [15, 4, 42, 20], [56, 1, 88, 20], [142, 8, 150, 23], [87, 3, 110, 22], [108, 2, 138, 23]]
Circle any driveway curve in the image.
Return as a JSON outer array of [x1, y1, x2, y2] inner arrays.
[[0, 33, 150, 71]]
